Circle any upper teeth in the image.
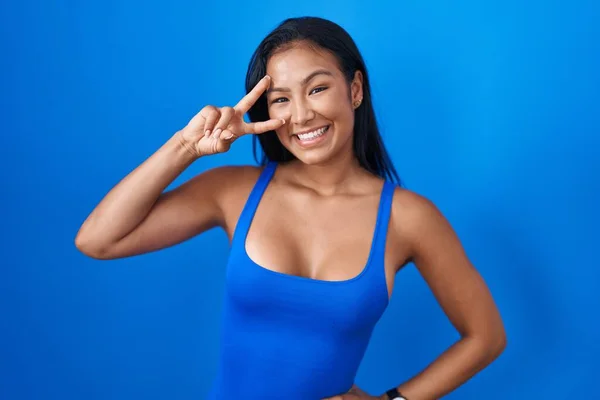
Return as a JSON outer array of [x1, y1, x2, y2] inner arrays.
[[297, 126, 328, 140]]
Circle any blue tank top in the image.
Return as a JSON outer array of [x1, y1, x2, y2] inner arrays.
[[208, 162, 395, 399]]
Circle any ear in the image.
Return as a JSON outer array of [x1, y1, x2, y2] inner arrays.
[[350, 70, 364, 103]]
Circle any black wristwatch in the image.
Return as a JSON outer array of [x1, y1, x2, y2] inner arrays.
[[385, 388, 408, 400]]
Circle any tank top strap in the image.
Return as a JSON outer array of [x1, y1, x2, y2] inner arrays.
[[231, 162, 277, 247], [370, 181, 396, 261]]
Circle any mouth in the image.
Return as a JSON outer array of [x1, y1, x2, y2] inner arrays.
[[293, 125, 330, 147]]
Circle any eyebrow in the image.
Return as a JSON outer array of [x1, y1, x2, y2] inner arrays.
[[266, 69, 334, 94]]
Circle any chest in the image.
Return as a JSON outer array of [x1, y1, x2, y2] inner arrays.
[[244, 187, 383, 282]]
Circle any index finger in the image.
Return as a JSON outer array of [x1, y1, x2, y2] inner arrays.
[[234, 75, 271, 114]]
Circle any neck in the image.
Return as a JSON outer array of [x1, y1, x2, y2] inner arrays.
[[286, 151, 366, 195]]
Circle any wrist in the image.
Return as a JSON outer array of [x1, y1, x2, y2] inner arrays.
[[172, 130, 200, 164], [383, 388, 409, 400]]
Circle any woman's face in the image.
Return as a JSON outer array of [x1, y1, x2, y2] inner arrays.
[[265, 43, 363, 165]]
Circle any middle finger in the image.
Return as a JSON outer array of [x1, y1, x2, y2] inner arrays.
[[234, 75, 270, 114]]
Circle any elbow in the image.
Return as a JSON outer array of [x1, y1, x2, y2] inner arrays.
[[74, 233, 113, 260], [464, 328, 507, 366], [489, 332, 507, 360], [491, 318, 508, 355], [481, 328, 507, 363]]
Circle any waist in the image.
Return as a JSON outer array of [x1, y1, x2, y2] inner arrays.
[[210, 345, 357, 399]]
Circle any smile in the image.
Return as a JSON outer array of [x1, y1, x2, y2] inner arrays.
[[295, 125, 329, 141]]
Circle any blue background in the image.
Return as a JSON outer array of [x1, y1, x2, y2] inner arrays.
[[2, 0, 599, 399]]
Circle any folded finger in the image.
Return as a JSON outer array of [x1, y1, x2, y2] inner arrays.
[[220, 129, 235, 141], [211, 107, 236, 139], [202, 107, 221, 137]]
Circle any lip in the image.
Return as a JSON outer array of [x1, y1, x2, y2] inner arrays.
[[293, 125, 330, 149], [291, 125, 330, 137]]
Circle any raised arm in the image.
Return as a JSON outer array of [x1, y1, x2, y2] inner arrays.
[[75, 75, 284, 259]]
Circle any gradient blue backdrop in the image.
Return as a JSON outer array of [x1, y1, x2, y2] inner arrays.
[[2, 1, 599, 399]]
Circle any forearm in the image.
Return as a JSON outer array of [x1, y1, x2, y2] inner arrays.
[[75, 131, 197, 251], [387, 335, 505, 400]]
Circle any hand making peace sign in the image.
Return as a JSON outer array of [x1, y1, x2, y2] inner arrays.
[[178, 75, 285, 157]]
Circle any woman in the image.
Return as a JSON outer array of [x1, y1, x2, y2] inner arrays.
[[76, 17, 506, 400]]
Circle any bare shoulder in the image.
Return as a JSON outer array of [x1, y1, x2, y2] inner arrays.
[[390, 187, 441, 225], [198, 164, 262, 190], [191, 164, 263, 235], [389, 187, 450, 255], [189, 163, 263, 206], [206, 165, 263, 202]]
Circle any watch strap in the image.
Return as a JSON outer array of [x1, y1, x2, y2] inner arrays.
[[385, 387, 407, 400]]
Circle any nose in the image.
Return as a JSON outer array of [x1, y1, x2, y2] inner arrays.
[[290, 98, 315, 126]]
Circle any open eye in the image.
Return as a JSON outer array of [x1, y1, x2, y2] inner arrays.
[[310, 86, 327, 95], [271, 97, 288, 104], [270, 86, 327, 105]]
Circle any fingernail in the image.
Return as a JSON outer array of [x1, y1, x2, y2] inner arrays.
[[205, 129, 210, 136], [280, 119, 286, 124], [213, 128, 222, 138], [265, 75, 271, 80], [224, 133, 234, 140]]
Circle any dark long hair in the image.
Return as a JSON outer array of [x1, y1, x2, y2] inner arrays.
[[245, 16, 401, 184]]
